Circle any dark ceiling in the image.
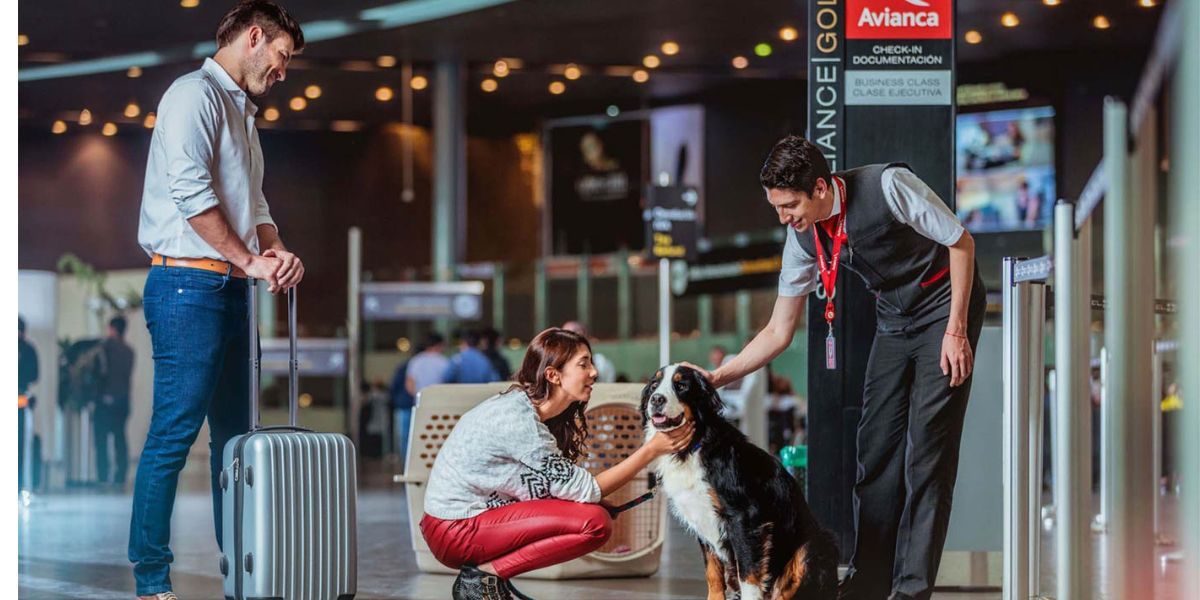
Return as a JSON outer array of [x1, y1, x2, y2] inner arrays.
[[18, 0, 1166, 135]]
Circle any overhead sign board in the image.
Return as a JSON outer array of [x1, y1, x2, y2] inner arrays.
[[361, 281, 485, 321]]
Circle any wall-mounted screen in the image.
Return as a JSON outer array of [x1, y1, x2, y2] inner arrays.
[[955, 105, 1055, 232]]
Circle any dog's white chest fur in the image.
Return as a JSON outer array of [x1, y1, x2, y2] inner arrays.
[[651, 443, 727, 560]]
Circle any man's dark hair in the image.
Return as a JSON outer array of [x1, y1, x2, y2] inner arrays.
[[461, 329, 482, 347], [216, 0, 305, 52], [422, 332, 445, 349], [110, 316, 128, 337], [481, 327, 501, 348], [759, 135, 833, 195]]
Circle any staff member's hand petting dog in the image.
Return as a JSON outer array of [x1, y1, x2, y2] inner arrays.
[[642, 364, 838, 600]]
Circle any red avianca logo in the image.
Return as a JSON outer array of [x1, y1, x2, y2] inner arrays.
[[847, 0, 953, 40]]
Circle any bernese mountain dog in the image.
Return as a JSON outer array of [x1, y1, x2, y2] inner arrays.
[[641, 364, 838, 600]]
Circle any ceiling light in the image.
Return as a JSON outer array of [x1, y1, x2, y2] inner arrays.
[[127, 66, 143, 78], [481, 78, 498, 92], [263, 107, 280, 121], [493, 60, 510, 77], [143, 113, 156, 128], [304, 84, 321, 99], [632, 69, 649, 83], [1093, 15, 1111, 29], [180, 0, 199, 7], [330, 120, 363, 132], [661, 41, 679, 56], [1042, 0, 1060, 6], [563, 64, 582, 80], [1001, 12, 1020, 27], [643, 55, 661, 69], [51, 120, 66, 134], [376, 55, 397, 68], [79, 109, 92, 125], [289, 97, 307, 111], [548, 81, 565, 95], [606, 105, 620, 117], [1139, 0, 1157, 6], [124, 102, 141, 118], [18, 34, 29, 46], [375, 86, 394, 102], [731, 56, 749, 69], [410, 75, 428, 90], [964, 30, 983, 44], [754, 43, 773, 57], [102, 122, 118, 136], [779, 27, 799, 42]]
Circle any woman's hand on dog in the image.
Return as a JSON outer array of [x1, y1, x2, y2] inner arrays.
[[645, 421, 696, 456]]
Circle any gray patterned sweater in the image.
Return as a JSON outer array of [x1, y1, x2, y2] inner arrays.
[[423, 390, 602, 520]]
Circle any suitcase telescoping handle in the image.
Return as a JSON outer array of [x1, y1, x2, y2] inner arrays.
[[247, 280, 299, 430]]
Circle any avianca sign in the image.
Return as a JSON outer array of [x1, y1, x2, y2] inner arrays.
[[847, 0, 953, 40]]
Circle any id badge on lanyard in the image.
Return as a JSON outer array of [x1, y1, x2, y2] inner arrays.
[[815, 177, 848, 370]]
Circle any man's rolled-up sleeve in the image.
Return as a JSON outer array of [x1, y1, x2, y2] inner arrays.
[[778, 226, 819, 297], [161, 82, 223, 219]]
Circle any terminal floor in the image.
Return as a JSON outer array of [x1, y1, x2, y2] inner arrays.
[[17, 465, 1186, 599]]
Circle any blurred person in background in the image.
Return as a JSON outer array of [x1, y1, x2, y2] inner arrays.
[[95, 316, 135, 486], [443, 330, 500, 384]]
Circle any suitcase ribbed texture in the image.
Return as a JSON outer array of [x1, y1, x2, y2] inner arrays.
[[226, 431, 357, 600]]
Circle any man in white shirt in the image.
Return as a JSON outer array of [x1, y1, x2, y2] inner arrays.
[[688, 136, 986, 600], [128, 3, 305, 598]]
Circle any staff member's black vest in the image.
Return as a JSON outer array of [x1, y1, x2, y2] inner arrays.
[[794, 163, 986, 333]]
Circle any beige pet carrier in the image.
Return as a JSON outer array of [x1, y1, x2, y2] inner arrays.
[[397, 383, 666, 579]]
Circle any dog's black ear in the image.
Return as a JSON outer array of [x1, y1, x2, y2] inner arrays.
[[694, 370, 726, 413], [678, 365, 725, 414]]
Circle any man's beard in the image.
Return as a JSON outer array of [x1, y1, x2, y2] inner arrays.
[[244, 52, 274, 97]]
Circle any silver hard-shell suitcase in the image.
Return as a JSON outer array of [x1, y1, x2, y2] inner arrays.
[[220, 283, 357, 600]]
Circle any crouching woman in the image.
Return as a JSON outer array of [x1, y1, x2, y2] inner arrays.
[[421, 328, 693, 600]]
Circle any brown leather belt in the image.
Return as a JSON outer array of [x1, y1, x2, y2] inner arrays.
[[152, 253, 247, 278]]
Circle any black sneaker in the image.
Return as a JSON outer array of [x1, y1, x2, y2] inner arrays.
[[505, 579, 536, 600], [451, 565, 513, 600]]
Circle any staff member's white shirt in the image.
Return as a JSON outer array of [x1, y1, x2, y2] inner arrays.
[[778, 167, 965, 298], [138, 58, 276, 261]]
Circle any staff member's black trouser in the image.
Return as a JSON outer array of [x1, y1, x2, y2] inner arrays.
[[843, 298, 986, 600]]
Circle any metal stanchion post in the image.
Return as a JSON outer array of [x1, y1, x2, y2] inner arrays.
[[1002, 257, 1048, 600], [1104, 97, 1156, 600], [1054, 201, 1091, 600]]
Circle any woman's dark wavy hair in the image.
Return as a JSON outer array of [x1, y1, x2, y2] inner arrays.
[[759, 135, 832, 195], [507, 328, 592, 461]]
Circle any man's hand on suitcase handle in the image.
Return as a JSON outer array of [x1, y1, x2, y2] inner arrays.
[[244, 255, 284, 292], [264, 248, 304, 291]]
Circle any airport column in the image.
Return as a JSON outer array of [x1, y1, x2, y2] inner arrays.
[[433, 59, 467, 283], [805, 0, 957, 560]]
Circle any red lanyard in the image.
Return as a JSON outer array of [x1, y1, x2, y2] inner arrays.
[[812, 176, 848, 327]]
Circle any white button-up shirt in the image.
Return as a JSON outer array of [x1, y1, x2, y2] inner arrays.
[[138, 58, 276, 261]]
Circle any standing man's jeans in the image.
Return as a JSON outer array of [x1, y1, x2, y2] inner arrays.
[[128, 266, 250, 596], [394, 407, 412, 461]]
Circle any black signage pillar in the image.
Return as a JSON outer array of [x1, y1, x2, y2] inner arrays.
[[806, 0, 956, 562]]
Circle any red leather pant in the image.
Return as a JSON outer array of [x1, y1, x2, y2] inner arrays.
[[420, 499, 613, 578]]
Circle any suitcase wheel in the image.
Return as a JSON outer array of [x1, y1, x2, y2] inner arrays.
[[219, 555, 228, 576], [244, 552, 253, 574]]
